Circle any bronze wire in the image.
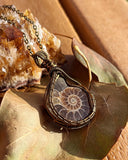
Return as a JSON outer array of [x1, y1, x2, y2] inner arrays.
[[0, 5, 96, 129], [46, 69, 96, 129]]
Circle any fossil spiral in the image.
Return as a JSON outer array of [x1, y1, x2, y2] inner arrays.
[[45, 67, 96, 129], [52, 86, 90, 121]]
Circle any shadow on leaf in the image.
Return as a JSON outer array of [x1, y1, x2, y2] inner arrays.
[[60, 82, 128, 159], [0, 80, 128, 160]]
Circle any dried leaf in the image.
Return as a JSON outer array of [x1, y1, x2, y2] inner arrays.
[[0, 82, 128, 160], [0, 87, 62, 160], [72, 38, 127, 87], [61, 82, 128, 159]]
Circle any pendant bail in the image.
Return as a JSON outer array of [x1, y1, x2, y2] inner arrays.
[[32, 50, 54, 72]]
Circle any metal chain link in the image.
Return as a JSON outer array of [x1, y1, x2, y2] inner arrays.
[[0, 5, 44, 56], [0, 5, 53, 69]]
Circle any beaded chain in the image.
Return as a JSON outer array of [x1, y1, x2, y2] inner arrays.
[[0, 5, 55, 69], [0, 5, 43, 56]]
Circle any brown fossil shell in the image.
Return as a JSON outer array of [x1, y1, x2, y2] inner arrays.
[[45, 67, 96, 129]]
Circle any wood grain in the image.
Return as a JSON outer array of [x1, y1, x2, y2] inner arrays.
[[0, 0, 128, 160], [60, 0, 128, 83]]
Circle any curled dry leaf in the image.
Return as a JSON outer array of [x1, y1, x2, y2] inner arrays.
[[0, 82, 128, 160], [72, 38, 127, 87]]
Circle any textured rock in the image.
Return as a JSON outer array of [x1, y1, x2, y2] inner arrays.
[[0, 5, 63, 90]]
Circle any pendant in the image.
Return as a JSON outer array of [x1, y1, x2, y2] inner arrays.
[[33, 51, 96, 129], [0, 5, 96, 129]]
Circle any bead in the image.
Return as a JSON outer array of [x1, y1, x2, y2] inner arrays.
[[8, 5, 12, 9], [4, 17, 7, 21], [16, 10, 20, 14], [0, 16, 3, 19], [39, 44, 42, 49], [30, 20, 34, 24], [7, 19, 11, 24], [12, 7, 16, 11], [27, 18, 31, 23], [27, 45, 31, 51], [24, 16, 28, 20], [33, 25, 37, 30], [35, 31, 39, 37], [25, 39, 29, 44], [3, 5, 7, 8], [29, 51, 33, 55], [23, 33, 26, 37], [19, 13, 23, 17], [37, 37, 40, 43]]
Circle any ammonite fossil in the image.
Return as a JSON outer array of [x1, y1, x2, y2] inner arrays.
[[0, 5, 96, 129], [45, 67, 96, 129]]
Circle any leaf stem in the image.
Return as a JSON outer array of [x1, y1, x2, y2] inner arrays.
[[74, 45, 92, 89]]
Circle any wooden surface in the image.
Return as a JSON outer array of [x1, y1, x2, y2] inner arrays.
[[60, 0, 128, 83], [0, 0, 128, 160]]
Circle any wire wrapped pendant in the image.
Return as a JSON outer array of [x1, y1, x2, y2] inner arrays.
[[33, 51, 96, 129], [45, 67, 96, 129], [0, 5, 96, 129]]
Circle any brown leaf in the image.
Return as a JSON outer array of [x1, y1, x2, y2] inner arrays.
[[0, 82, 128, 160], [61, 82, 128, 159], [0, 87, 62, 160], [72, 38, 127, 87]]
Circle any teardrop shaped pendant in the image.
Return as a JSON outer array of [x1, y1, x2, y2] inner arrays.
[[33, 51, 96, 129], [45, 67, 96, 129], [0, 5, 95, 129]]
